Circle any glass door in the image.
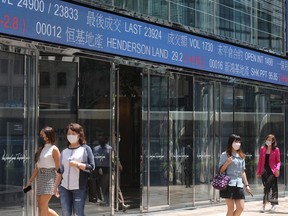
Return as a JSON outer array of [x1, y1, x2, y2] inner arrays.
[[114, 65, 142, 213], [0, 47, 37, 215], [169, 73, 194, 206], [39, 55, 113, 215], [193, 78, 220, 203], [39, 54, 78, 214], [142, 70, 169, 210]]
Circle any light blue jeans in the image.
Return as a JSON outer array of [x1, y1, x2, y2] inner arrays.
[[59, 185, 87, 216]]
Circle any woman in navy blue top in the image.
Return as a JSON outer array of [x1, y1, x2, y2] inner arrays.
[[54, 123, 95, 216]]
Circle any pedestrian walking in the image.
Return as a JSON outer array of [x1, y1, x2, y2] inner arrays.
[[54, 123, 95, 216], [25, 126, 60, 216], [256, 134, 281, 212], [218, 134, 252, 216]]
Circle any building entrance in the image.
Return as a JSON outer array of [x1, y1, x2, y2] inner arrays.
[[0, 42, 287, 215], [114, 65, 142, 212], [141, 71, 170, 210], [115, 66, 172, 212], [36, 53, 288, 215], [0, 45, 37, 216]]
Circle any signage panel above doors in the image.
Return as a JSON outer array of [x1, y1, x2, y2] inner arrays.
[[1, 0, 288, 86]]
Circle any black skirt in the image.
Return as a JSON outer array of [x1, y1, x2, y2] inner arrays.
[[220, 186, 245, 199]]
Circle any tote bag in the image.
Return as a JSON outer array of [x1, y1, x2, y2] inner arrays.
[[211, 173, 231, 190]]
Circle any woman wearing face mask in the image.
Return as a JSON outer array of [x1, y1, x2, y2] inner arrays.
[[25, 126, 60, 216], [218, 134, 251, 216], [54, 123, 95, 216], [256, 134, 281, 213]]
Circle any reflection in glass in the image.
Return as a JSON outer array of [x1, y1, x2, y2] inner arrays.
[[194, 79, 214, 202], [80, 0, 284, 54], [169, 74, 194, 206], [78, 58, 112, 213], [39, 60, 77, 110], [39, 59, 78, 152], [142, 73, 169, 208], [0, 51, 31, 214]]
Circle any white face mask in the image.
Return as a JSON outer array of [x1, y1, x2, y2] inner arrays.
[[265, 140, 272, 146], [67, 135, 79, 144], [232, 142, 241, 151]]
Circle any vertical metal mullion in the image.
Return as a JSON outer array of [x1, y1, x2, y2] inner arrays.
[[232, 86, 235, 133], [284, 93, 287, 190], [76, 57, 80, 121], [23, 54, 29, 216], [250, 0, 253, 44], [110, 62, 117, 216], [283, 0, 286, 54], [192, 76, 195, 206], [212, 81, 217, 203], [22, 46, 38, 216], [213, 0, 216, 35], [116, 64, 120, 212], [168, 0, 171, 22], [33, 50, 39, 216], [147, 70, 151, 211], [167, 73, 171, 206]]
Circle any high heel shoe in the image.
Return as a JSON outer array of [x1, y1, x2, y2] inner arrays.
[[121, 203, 130, 212]]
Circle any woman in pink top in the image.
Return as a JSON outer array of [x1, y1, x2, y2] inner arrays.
[[256, 134, 281, 213]]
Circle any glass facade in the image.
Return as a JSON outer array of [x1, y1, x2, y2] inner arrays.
[[79, 0, 285, 55], [0, 0, 287, 215], [0, 41, 287, 215], [0, 49, 36, 215]]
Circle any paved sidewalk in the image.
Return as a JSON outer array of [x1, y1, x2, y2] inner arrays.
[[3, 196, 287, 215], [147, 196, 288, 216]]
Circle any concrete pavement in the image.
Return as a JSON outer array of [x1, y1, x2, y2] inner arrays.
[[2, 196, 287, 215], [146, 196, 288, 216]]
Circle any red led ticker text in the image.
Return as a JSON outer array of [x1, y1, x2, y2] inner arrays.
[[0, 14, 26, 34]]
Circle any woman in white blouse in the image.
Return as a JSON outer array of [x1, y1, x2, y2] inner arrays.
[[25, 126, 60, 216]]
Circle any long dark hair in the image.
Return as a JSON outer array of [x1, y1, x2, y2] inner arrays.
[[34, 126, 56, 163], [226, 134, 245, 159], [66, 123, 86, 147], [265, 134, 277, 150]]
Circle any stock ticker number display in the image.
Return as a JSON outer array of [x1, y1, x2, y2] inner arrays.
[[0, 0, 79, 38], [0, 0, 287, 86]]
